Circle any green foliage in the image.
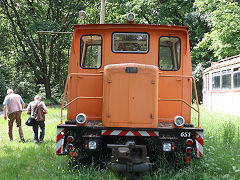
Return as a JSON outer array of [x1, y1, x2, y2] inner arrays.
[[194, 0, 240, 60], [0, 0, 85, 99], [0, 0, 239, 103], [0, 66, 8, 103], [0, 106, 240, 179], [82, 0, 199, 28], [0, 103, 240, 180], [0, 107, 119, 180], [191, 0, 240, 102], [222, 121, 237, 144]]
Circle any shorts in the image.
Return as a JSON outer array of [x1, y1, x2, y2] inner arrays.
[[8, 111, 22, 127]]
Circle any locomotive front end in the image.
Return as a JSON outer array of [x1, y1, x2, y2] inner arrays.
[[56, 22, 204, 174]]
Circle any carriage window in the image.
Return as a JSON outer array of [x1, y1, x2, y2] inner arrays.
[[159, 36, 181, 70], [80, 35, 102, 69], [204, 73, 209, 91], [221, 70, 231, 89], [212, 72, 220, 90], [206, 73, 209, 91], [233, 68, 240, 89], [112, 32, 149, 53]]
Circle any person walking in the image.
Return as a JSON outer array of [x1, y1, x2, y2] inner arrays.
[[26, 95, 48, 144], [3, 89, 26, 143]]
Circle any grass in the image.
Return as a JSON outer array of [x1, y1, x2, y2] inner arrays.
[[0, 107, 119, 180], [0, 106, 240, 179]]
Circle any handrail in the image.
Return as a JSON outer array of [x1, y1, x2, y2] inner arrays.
[[158, 98, 198, 112], [159, 74, 200, 127], [60, 73, 200, 128], [63, 96, 103, 110], [60, 73, 103, 124]]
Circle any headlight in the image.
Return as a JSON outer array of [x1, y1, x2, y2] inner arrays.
[[163, 143, 172, 152], [79, 10, 86, 20], [76, 113, 87, 124], [88, 141, 97, 150], [174, 116, 185, 127], [127, 13, 135, 22]]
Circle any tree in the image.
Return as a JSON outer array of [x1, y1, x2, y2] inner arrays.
[[0, 0, 85, 99], [190, 0, 240, 101], [3, 0, 237, 103], [194, 0, 240, 60]]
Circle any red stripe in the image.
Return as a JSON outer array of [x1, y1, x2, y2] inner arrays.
[[56, 149, 60, 155], [56, 129, 65, 143], [102, 130, 158, 136], [131, 131, 142, 136], [103, 130, 114, 135], [118, 130, 129, 136], [147, 131, 157, 137], [56, 146, 63, 155], [197, 148, 203, 157], [195, 132, 204, 146]]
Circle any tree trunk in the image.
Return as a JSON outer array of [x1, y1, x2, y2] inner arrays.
[[44, 77, 51, 99]]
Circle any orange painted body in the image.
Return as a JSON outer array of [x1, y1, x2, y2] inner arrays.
[[63, 24, 196, 128], [103, 63, 159, 128]]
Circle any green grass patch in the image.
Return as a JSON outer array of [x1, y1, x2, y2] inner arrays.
[[0, 107, 119, 180], [0, 106, 240, 179]]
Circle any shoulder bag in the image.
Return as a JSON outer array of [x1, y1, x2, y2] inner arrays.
[[25, 102, 40, 126]]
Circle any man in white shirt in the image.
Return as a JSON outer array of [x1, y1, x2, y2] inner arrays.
[[3, 89, 25, 143]]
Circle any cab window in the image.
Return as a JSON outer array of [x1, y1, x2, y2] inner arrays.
[[112, 32, 149, 53], [159, 36, 181, 70], [80, 35, 102, 69]]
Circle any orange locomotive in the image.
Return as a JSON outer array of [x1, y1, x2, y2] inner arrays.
[[56, 14, 204, 172]]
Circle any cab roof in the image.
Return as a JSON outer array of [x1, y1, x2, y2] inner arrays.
[[73, 23, 189, 32]]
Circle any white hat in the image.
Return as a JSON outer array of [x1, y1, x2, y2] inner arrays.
[[7, 89, 13, 94], [34, 95, 41, 100]]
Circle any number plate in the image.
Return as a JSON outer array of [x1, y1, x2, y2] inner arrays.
[[180, 132, 191, 138]]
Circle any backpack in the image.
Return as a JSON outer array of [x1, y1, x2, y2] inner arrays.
[[33, 102, 45, 121]]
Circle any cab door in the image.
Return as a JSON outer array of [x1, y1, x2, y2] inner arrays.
[[158, 36, 183, 122]]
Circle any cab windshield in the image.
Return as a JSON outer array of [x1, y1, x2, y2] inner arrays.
[[112, 32, 149, 53]]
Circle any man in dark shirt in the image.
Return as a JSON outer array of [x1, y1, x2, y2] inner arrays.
[[27, 95, 48, 144]]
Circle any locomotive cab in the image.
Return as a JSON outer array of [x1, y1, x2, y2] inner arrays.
[[66, 25, 193, 125]]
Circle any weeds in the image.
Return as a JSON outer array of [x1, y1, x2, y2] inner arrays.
[[0, 106, 240, 179], [222, 121, 237, 143]]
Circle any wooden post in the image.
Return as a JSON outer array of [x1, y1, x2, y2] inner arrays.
[[100, 0, 105, 24]]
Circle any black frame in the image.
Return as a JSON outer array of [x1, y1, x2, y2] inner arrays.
[[233, 69, 240, 89], [80, 34, 102, 69], [111, 32, 150, 54], [221, 69, 232, 89], [158, 36, 181, 71], [212, 71, 221, 90]]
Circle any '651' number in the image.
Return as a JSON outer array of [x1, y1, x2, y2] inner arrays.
[[180, 132, 191, 138]]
